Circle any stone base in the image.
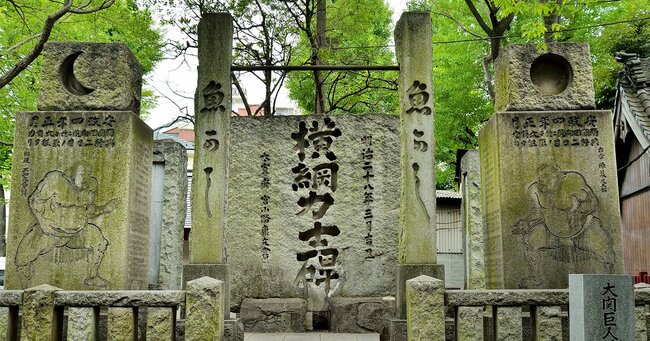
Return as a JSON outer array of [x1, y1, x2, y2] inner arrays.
[[240, 298, 307, 332], [395, 264, 445, 318], [183, 264, 230, 315], [224, 318, 244, 341], [329, 297, 394, 333], [379, 318, 406, 341]]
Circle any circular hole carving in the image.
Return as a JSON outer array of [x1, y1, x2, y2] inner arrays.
[[530, 53, 572, 95]]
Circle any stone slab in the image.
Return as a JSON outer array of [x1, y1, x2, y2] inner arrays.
[[479, 111, 623, 289], [227, 115, 400, 308], [151, 140, 187, 290], [569, 274, 634, 341], [395, 263, 444, 318], [460, 150, 485, 290], [182, 264, 230, 315], [329, 297, 394, 333], [6, 111, 152, 290], [38, 42, 142, 113], [495, 43, 595, 112], [240, 298, 307, 332]]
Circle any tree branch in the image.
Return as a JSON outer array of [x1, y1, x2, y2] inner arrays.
[[464, 0, 492, 35]]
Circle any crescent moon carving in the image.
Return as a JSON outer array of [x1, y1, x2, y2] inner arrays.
[[59, 51, 95, 96]]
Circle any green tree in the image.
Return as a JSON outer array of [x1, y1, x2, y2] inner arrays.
[[409, 0, 649, 188], [145, 0, 296, 116], [284, 0, 398, 115], [0, 0, 163, 254]]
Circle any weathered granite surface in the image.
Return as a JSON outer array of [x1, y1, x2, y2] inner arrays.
[[535, 306, 562, 341], [395, 264, 444, 319], [146, 307, 175, 341], [479, 111, 623, 289], [191, 13, 232, 264], [6, 111, 152, 290], [67, 307, 97, 340], [21, 284, 61, 340], [495, 307, 522, 340], [329, 297, 394, 333], [406, 275, 444, 341], [495, 43, 596, 112], [569, 274, 634, 341], [182, 263, 230, 316], [456, 306, 483, 341], [107, 307, 136, 341], [460, 150, 485, 290], [38, 43, 142, 114], [227, 115, 400, 307], [395, 12, 437, 265], [185, 277, 224, 340], [240, 298, 307, 332], [151, 140, 187, 290]]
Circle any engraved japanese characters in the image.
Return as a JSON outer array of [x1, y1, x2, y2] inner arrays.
[[227, 115, 400, 307]]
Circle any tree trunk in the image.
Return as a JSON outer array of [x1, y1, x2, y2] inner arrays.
[[314, 0, 327, 114], [542, 0, 561, 43], [0, 183, 6, 257]]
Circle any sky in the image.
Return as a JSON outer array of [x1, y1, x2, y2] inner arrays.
[[144, 0, 409, 131]]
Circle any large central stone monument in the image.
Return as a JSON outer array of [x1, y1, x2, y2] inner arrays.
[[479, 43, 624, 289], [5, 42, 152, 290]]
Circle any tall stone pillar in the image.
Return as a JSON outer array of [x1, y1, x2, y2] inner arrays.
[[460, 150, 485, 289], [393, 11, 444, 323], [5, 42, 152, 290], [479, 43, 624, 289], [182, 12, 233, 319]]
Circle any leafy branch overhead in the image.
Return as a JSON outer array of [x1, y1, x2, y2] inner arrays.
[[0, 0, 116, 89]]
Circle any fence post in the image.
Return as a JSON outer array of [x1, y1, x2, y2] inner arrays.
[[67, 307, 99, 340], [21, 284, 62, 340], [406, 275, 445, 341], [186, 276, 224, 340]]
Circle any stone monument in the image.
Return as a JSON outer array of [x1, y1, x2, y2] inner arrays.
[[228, 115, 400, 309], [569, 274, 634, 341], [479, 43, 624, 289], [460, 150, 485, 290], [5, 42, 152, 290], [150, 139, 187, 290], [381, 12, 444, 341], [182, 13, 232, 313]]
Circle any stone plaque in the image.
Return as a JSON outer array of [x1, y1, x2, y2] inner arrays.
[[569, 274, 634, 341], [6, 111, 152, 290], [479, 111, 624, 289], [227, 115, 399, 307]]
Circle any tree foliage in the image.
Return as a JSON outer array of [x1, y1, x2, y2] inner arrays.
[[145, 0, 296, 116], [407, 0, 649, 188], [0, 0, 163, 186], [285, 0, 398, 115]]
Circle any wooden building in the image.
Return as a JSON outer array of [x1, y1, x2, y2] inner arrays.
[[613, 52, 650, 275]]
